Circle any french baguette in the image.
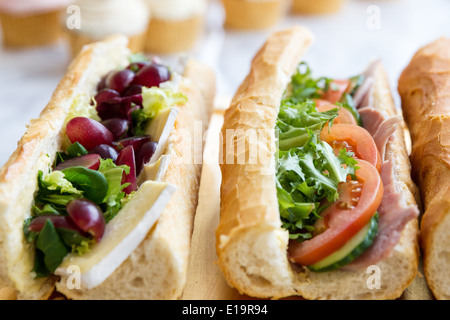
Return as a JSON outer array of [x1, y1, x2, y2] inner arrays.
[[216, 26, 420, 300], [398, 37, 450, 300]]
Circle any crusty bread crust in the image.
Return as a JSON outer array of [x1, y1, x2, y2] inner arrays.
[[0, 36, 215, 299], [216, 26, 420, 299], [398, 37, 450, 300]]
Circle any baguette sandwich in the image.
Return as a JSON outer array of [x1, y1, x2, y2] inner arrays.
[[216, 26, 420, 300], [0, 35, 215, 300], [398, 37, 450, 300]]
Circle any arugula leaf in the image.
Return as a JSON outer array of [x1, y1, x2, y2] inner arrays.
[[54, 152, 69, 167], [287, 62, 331, 103], [61, 167, 108, 204], [34, 220, 69, 274], [338, 93, 363, 126], [66, 142, 88, 158], [57, 227, 94, 255], [32, 203, 61, 216], [276, 99, 338, 150], [32, 249, 50, 278], [23, 218, 39, 243]]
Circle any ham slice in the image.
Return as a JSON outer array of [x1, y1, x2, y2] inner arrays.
[[359, 107, 403, 159], [343, 159, 419, 271], [339, 61, 419, 270]]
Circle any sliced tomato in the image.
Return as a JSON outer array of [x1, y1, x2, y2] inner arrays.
[[320, 123, 382, 172], [315, 99, 357, 125], [287, 159, 383, 266], [321, 79, 350, 104]]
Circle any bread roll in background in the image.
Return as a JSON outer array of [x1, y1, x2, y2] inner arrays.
[[398, 37, 450, 300]]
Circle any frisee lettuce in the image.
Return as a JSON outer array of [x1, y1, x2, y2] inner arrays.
[[131, 87, 187, 135], [276, 62, 360, 241], [41, 171, 83, 195], [98, 158, 130, 222], [276, 132, 358, 240]]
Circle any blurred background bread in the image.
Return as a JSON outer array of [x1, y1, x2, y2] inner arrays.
[[0, 0, 69, 47]]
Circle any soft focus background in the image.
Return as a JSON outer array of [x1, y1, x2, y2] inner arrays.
[[0, 0, 449, 167]]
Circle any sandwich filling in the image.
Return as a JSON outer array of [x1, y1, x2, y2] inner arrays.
[[278, 62, 418, 272], [23, 54, 185, 284]]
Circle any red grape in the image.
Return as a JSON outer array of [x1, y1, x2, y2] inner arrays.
[[101, 118, 129, 140], [28, 215, 86, 235], [97, 71, 113, 91], [122, 84, 143, 97], [132, 63, 170, 88], [136, 141, 157, 175], [54, 154, 101, 171], [105, 69, 135, 94], [114, 135, 151, 154], [94, 89, 120, 105], [66, 117, 114, 151], [89, 144, 119, 162], [66, 199, 106, 242], [96, 96, 138, 120], [116, 145, 137, 194]]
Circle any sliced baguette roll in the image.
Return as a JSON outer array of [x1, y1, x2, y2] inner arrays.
[[0, 35, 216, 300], [216, 26, 420, 300], [398, 37, 450, 300]]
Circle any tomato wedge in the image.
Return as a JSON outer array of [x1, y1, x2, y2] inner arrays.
[[315, 99, 357, 125], [321, 79, 350, 104], [320, 123, 382, 172], [287, 159, 383, 266]]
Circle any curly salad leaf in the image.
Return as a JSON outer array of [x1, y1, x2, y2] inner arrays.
[[276, 63, 360, 241]]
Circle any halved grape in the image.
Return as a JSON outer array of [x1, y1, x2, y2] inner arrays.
[[96, 96, 138, 120], [122, 85, 143, 97], [132, 63, 170, 88], [116, 145, 137, 194], [89, 144, 119, 162], [28, 215, 85, 235], [54, 154, 101, 171], [97, 71, 113, 91], [94, 89, 120, 106], [113, 135, 151, 154], [96, 98, 126, 120], [101, 118, 129, 140], [136, 141, 157, 175], [66, 117, 114, 151], [105, 69, 135, 94], [66, 199, 105, 242]]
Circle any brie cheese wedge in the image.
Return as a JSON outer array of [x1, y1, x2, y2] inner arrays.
[[55, 180, 176, 290]]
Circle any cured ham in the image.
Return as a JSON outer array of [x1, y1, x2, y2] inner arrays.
[[343, 62, 419, 270]]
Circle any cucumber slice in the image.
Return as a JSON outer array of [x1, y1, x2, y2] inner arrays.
[[308, 212, 379, 272]]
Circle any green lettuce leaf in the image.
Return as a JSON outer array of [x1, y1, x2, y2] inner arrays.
[[40, 170, 83, 195], [276, 131, 358, 241], [97, 158, 130, 222]]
